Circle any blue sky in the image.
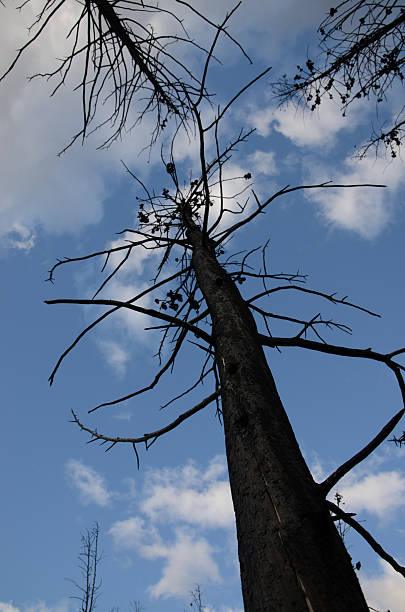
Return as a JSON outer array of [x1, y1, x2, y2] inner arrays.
[[1, 1, 405, 611]]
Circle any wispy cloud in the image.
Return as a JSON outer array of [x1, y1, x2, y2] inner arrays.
[[97, 339, 130, 377], [247, 150, 278, 176], [65, 459, 112, 507], [4, 223, 36, 252], [305, 155, 405, 238], [0, 602, 69, 612], [0, 604, 19, 612]]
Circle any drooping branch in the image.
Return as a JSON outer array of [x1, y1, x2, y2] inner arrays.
[[71, 389, 220, 455], [320, 407, 405, 495], [327, 500, 405, 578]]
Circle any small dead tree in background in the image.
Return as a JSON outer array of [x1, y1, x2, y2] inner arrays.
[[273, 0, 405, 157], [2, 2, 405, 610], [69, 523, 102, 612], [69, 524, 144, 612]]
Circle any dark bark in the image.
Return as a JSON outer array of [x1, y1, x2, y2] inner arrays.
[[188, 226, 368, 611]]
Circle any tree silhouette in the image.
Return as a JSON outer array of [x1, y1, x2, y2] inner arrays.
[[3, 1, 405, 610]]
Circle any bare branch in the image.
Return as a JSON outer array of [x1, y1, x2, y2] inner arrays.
[[72, 389, 220, 450], [214, 183, 386, 244], [320, 407, 405, 495], [327, 500, 405, 578], [247, 285, 380, 318], [45, 298, 212, 344], [89, 329, 188, 412], [260, 334, 405, 376]]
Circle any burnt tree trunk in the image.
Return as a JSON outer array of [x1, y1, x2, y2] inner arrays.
[[187, 225, 368, 611]]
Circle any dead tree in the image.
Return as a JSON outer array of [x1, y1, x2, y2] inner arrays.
[[68, 523, 102, 612], [273, 0, 405, 157], [3, 2, 405, 610]]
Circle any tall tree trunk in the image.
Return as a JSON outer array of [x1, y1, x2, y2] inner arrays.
[[190, 232, 368, 611]]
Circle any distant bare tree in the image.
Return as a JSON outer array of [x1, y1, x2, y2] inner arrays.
[[186, 585, 205, 612], [69, 523, 102, 612], [274, 0, 405, 157]]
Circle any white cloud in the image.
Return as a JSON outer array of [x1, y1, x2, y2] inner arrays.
[[360, 560, 405, 611], [140, 458, 234, 529], [0, 604, 19, 612], [109, 516, 160, 550], [249, 98, 366, 148], [146, 531, 221, 599], [340, 471, 405, 520], [65, 459, 112, 506], [142, 479, 233, 529], [306, 155, 405, 238]]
